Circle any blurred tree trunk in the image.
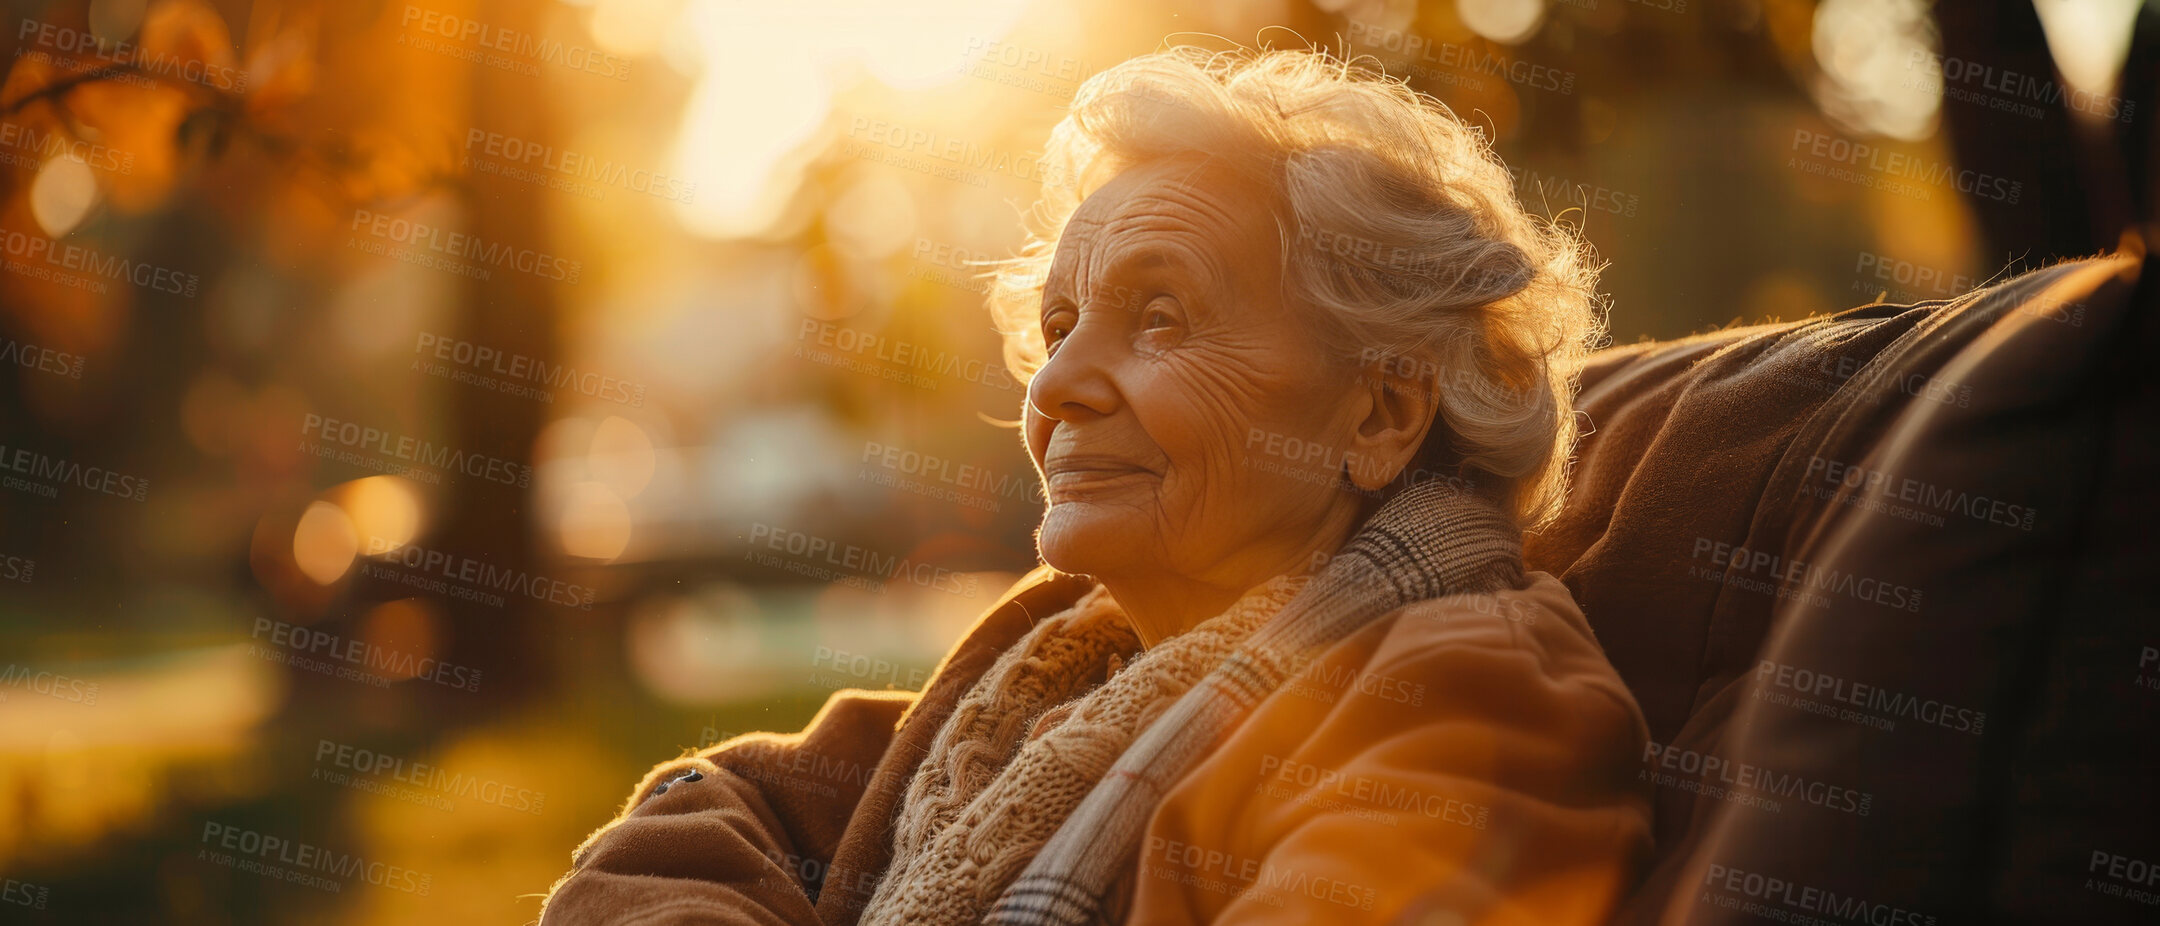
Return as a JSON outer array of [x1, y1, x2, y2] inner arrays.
[[434, 0, 563, 719], [1935, 0, 2152, 263], [2119, 2, 2159, 228]]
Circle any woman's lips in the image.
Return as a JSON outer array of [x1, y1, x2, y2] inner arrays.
[[1042, 457, 1156, 501]]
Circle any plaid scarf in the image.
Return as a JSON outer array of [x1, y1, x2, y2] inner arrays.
[[984, 477, 1524, 924]]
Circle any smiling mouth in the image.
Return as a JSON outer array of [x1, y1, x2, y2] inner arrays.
[[1042, 458, 1156, 501]]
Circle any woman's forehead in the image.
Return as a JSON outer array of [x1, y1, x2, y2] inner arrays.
[[1071, 157, 1268, 227], [1047, 161, 1279, 283]]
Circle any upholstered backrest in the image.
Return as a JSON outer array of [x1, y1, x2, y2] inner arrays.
[[1524, 243, 2153, 923]]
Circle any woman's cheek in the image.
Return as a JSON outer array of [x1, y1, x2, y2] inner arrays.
[[1189, 423, 1272, 522]]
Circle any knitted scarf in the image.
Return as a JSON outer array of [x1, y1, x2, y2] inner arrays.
[[859, 571, 1312, 925]]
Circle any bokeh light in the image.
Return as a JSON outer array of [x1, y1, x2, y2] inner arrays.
[[557, 479, 633, 561], [588, 415, 656, 499], [30, 157, 100, 238], [291, 500, 360, 585], [1809, 0, 1940, 140], [331, 476, 426, 554], [1457, 0, 1544, 45]]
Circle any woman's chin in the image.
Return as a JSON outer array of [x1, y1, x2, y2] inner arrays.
[[1034, 504, 1135, 576]]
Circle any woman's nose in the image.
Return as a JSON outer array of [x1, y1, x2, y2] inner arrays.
[[1027, 320, 1122, 423]]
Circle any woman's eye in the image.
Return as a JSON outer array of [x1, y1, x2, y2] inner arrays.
[[1140, 301, 1179, 330]]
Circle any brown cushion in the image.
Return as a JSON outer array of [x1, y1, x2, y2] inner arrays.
[[1527, 295, 1971, 841], [1652, 247, 2154, 924], [1524, 242, 2152, 922]]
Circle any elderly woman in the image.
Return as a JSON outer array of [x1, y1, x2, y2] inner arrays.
[[541, 48, 1650, 925]]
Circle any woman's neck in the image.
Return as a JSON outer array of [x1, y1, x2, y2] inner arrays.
[[1107, 579, 1244, 649], [1101, 514, 1355, 648]]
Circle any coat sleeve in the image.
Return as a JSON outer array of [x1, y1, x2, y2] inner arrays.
[[1127, 578, 1655, 925], [539, 689, 914, 926]]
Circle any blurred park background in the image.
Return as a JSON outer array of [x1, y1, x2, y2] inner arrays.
[[0, 0, 2150, 922]]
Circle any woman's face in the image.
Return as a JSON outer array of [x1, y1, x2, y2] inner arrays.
[[1023, 158, 1376, 597]]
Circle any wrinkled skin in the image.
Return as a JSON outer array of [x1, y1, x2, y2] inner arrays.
[[1023, 157, 1441, 646]]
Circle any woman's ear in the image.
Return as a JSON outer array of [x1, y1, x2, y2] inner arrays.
[[1343, 360, 1441, 492]]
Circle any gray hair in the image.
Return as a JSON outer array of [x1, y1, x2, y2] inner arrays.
[[988, 46, 1607, 529]]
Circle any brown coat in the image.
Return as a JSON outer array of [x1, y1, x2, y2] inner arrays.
[[540, 566, 1653, 925]]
